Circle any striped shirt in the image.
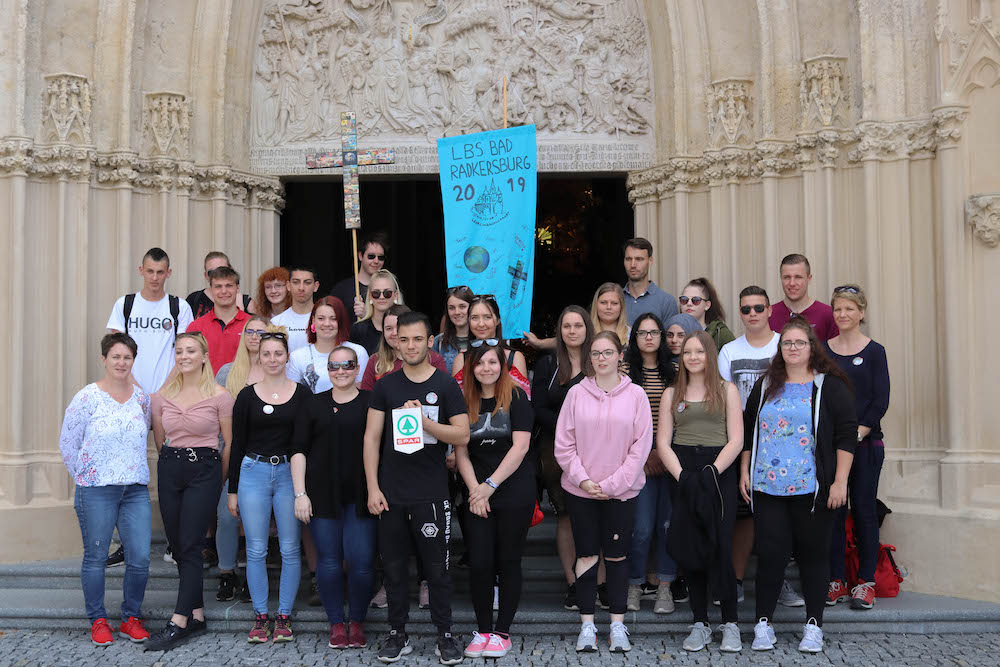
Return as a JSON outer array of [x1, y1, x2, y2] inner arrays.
[[622, 362, 669, 441]]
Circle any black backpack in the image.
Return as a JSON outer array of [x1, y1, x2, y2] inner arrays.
[[123, 293, 181, 340]]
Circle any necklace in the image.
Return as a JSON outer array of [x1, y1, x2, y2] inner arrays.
[[272, 392, 279, 399]]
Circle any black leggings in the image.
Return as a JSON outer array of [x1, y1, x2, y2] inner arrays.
[[753, 492, 834, 625], [566, 494, 635, 615], [463, 505, 533, 634], [157, 452, 221, 618]]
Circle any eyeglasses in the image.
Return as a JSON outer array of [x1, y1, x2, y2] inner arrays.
[[780, 339, 809, 350], [470, 338, 500, 348], [590, 348, 618, 359], [740, 305, 767, 315], [264, 283, 286, 291], [679, 296, 706, 306], [327, 360, 358, 371], [244, 329, 267, 337], [636, 329, 661, 339], [447, 285, 471, 295], [833, 285, 860, 294], [366, 253, 386, 261], [260, 332, 287, 341], [370, 289, 395, 299]]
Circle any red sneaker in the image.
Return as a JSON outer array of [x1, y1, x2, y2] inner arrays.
[[348, 621, 368, 649], [247, 613, 270, 644], [851, 581, 876, 609], [328, 622, 348, 649], [273, 614, 294, 642], [826, 579, 850, 606], [91, 618, 114, 646], [119, 616, 149, 642]]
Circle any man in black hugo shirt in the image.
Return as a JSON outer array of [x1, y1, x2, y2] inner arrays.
[[364, 312, 469, 665]]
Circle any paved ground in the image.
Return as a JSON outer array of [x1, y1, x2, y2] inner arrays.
[[0, 629, 997, 666]]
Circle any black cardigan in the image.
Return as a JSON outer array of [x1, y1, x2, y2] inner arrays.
[[743, 374, 857, 510]]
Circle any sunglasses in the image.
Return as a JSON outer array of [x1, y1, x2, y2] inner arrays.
[[740, 304, 767, 315], [370, 289, 395, 299], [471, 294, 496, 302], [470, 338, 500, 348], [244, 329, 267, 337], [833, 285, 860, 294], [447, 285, 471, 295], [636, 329, 661, 339], [327, 360, 358, 371], [366, 253, 386, 261], [260, 332, 287, 340], [679, 296, 706, 306]]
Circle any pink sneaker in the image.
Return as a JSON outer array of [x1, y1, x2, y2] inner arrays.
[[483, 632, 512, 658], [464, 631, 490, 658]]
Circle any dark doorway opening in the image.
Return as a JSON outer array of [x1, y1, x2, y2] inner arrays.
[[280, 176, 634, 338]]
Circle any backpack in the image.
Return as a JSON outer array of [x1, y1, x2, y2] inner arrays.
[[843, 513, 904, 597], [123, 293, 181, 340]]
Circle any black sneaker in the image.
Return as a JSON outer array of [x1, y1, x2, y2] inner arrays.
[[597, 583, 610, 610], [188, 618, 207, 635], [435, 632, 464, 665], [639, 581, 659, 599], [671, 577, 690, 604], [237, 576, 252, 603], [105, 545, 125, 568], [202, 548, 218, 569], [144, 621, 190, 652], [308, 577, 322, 606], [216, 572, 236, 602], [377, 630, 412, 663], [563, 582, 579, 611]]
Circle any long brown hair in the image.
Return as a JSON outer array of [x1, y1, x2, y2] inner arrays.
[[686, 277, 726, 324], [669, 330, 727, 414], [556, 305, 595, 384], [761, 316, 849, 403], [463, 343, 514, 420]]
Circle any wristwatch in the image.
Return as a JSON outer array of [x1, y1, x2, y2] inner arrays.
[[484, 477, 499, 490]]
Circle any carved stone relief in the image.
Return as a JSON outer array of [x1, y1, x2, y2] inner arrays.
[[40, 73, 92, 145], [966, 193, 1000, 247], [249, 0, 655, 174], [707, 79, 753, 149], [800, 56, 847, 130], [143, 93, 192, 159]]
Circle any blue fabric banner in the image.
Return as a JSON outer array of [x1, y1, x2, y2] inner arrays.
[[437, 125, 537, 338]]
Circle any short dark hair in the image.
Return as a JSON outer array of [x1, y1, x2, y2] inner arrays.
[[397, 311, 433, 337], [780, 253, 811, 274], [208, 266, 240, 285], [286, 265, 317, 281], [102, 332, 138, 357], [739, 285, 770, 305], [204, 251, 230, 269], [361, 231, 389, 256], [623, 237, 653, 256], [142, 247, 170, 267]]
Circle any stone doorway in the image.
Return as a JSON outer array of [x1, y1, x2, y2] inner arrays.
[[279, 177, 634, 333]]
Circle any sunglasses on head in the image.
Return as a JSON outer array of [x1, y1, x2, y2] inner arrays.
[[679, 296, 706, 305], [370, 289, 395, 299], [260, 332, 287, 340], [833, 285, 860, 294], [366, 253, 385, 261], [471, 293, 496, 302], [470, 338, 500, 348], [740, 304, 767, 315], [447, 285, 471, 295], [327, 360, 358, 371]]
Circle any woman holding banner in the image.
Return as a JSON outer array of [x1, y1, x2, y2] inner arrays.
[[451, 295, 529, 395]]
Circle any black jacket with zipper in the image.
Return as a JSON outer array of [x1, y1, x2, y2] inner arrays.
[[743, 373, 858, 511]]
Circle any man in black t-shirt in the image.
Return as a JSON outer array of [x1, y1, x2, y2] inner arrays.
[[364, 312, 469, 664], [331, 231, 387, 325]]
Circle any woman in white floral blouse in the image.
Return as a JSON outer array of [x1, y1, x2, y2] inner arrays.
[[59, 333, 153, 647]]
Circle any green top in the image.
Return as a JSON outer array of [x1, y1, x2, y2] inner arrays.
[[672, 400, 728, 448], [706, 319, 736, 351]]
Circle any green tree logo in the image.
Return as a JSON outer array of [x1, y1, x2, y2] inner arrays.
[[397, 414, 419, 436]]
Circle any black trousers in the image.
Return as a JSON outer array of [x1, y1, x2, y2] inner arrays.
[[463, 504, 533, 634], [157, 451, 222, 618], [753, 491, 834, 625], [379, 500, 452, 634], [565, 494, 636, 615]]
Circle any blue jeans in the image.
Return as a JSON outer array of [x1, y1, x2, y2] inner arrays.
[[308, 507, 377, 625], [830, 441, 885, 582], [216, 487, 240, 571], [628, 473, 677, 584], [73, 484, 151, 622], [236, 457, 300, 615]]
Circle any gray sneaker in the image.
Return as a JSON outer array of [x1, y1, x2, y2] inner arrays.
[[718, 622, 742, 652], [779, 579, 805, 607], [609, 622, 631, 653], [626, 584, 642, 611], [653, 584, 675, 614], [575, 622, 598, 652], [798, 618, 824, 653], [682, 622, 712, 652], [751, 618, 776, 651]]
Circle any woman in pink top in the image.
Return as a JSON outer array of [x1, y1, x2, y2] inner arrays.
[[146, 332, 234, 652], [554, 331, 652, 654]]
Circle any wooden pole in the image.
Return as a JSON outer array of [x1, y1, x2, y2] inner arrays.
[[352, 228, 360, 302], [503, 76, 508, 129]]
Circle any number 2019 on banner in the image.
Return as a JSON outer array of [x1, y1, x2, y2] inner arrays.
[[453, 177, 527, 202]]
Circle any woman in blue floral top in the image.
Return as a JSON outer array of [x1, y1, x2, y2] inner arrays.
[[739, 317, 856, 655], [59, 333, 153, 647]]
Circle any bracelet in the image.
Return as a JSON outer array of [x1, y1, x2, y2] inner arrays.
[[484, 477, 499, 490], [294, 491, 307, 498]]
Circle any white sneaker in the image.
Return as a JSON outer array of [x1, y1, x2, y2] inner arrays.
[[653, 584, 674, 614], [751, 617, 776, 651], [682, 622, 712, 651], [609, 621, 631, 653], [575, 622, 598, 652], [779, 579, 805, 607], [162, 548, 176, 565], [718, 622, 742, 652], [626, 584, 642, 611], [799, 618, 824, 653]]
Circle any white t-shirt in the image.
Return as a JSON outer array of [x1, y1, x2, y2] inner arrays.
[[106, 293, 194, 394], [271, 308, 311, 354], [718, 332, 780, 409], [286, 342, 370, 393]]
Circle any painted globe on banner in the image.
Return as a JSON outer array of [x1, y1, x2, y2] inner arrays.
[[463, 245, 490, 273]]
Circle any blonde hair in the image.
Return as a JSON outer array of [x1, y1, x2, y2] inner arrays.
[[358, 269, 404, 322], [590, 282, 629, 345], [831, 284, 868, 324], [374, 304, 410, 376], [225, 316, 270, 398], [161, 333, 218, 400]]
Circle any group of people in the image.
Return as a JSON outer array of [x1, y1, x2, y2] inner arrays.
[[59, 234, 890, 661]]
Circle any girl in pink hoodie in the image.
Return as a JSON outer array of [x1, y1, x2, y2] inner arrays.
[[554, 331, 653, 654]]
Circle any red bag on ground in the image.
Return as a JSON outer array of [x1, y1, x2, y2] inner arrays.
[[843, 514, 904, 598]]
